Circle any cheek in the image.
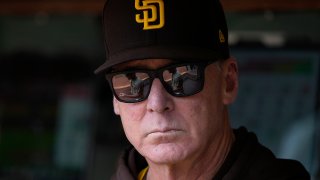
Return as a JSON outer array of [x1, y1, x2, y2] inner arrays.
[[118, 103, 146, 121], [174, 98, 209, 134], [117, 103, 149, 149]]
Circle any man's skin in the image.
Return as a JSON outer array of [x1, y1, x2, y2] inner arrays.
[[112, 58, 239, 180]]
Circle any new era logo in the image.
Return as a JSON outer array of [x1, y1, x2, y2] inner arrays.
[[219, 30, 226, 43], [135, 0, 165, 30]]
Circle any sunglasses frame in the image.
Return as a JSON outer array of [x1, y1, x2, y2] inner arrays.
[[105, 61, 215, 103]]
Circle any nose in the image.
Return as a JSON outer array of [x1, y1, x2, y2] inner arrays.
[[146, 79, 174, 113]]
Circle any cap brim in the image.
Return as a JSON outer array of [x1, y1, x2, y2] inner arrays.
[[94, 46, 227, 74]]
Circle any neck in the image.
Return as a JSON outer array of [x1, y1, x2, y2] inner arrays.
[[146, 109, 235, 180]]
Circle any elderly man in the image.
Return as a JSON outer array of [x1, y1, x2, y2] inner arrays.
[[95, 0, 310, 179]]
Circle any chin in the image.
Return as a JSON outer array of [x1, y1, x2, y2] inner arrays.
[[143, 143, 192, 164]]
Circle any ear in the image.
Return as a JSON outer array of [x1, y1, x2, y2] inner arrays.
[[113, 97, 120, 115], [221, 57, 239, 105]]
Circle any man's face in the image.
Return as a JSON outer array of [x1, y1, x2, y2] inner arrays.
[[113, 58, 238, 164]]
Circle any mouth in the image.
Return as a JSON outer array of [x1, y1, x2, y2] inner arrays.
[[147, 128, 183, 136]]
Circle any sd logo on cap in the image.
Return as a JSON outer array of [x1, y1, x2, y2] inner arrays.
[[135, 0, 165, 30]]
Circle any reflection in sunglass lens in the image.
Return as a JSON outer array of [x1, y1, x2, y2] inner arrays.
[[112, 72, 151, 102], [163, 64, 201, 96], [108, 62, 208, 103]]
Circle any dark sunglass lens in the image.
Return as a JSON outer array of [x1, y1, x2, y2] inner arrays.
[[163, 64, 203, 96], [112, 72, 151, 102]]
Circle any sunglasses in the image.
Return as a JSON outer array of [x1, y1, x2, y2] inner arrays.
[[105, 61, 215, 103]]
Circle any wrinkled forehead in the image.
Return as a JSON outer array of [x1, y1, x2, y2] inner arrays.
[[112, 59, 174, 71]]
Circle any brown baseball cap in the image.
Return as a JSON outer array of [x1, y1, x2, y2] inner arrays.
[[95, 0, 230, 74]]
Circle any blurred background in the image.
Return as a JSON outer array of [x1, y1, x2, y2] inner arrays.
[[0, 0, 319, 179]]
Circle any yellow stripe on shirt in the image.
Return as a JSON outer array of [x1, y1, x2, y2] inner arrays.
[[137, 166, 149, 180]]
